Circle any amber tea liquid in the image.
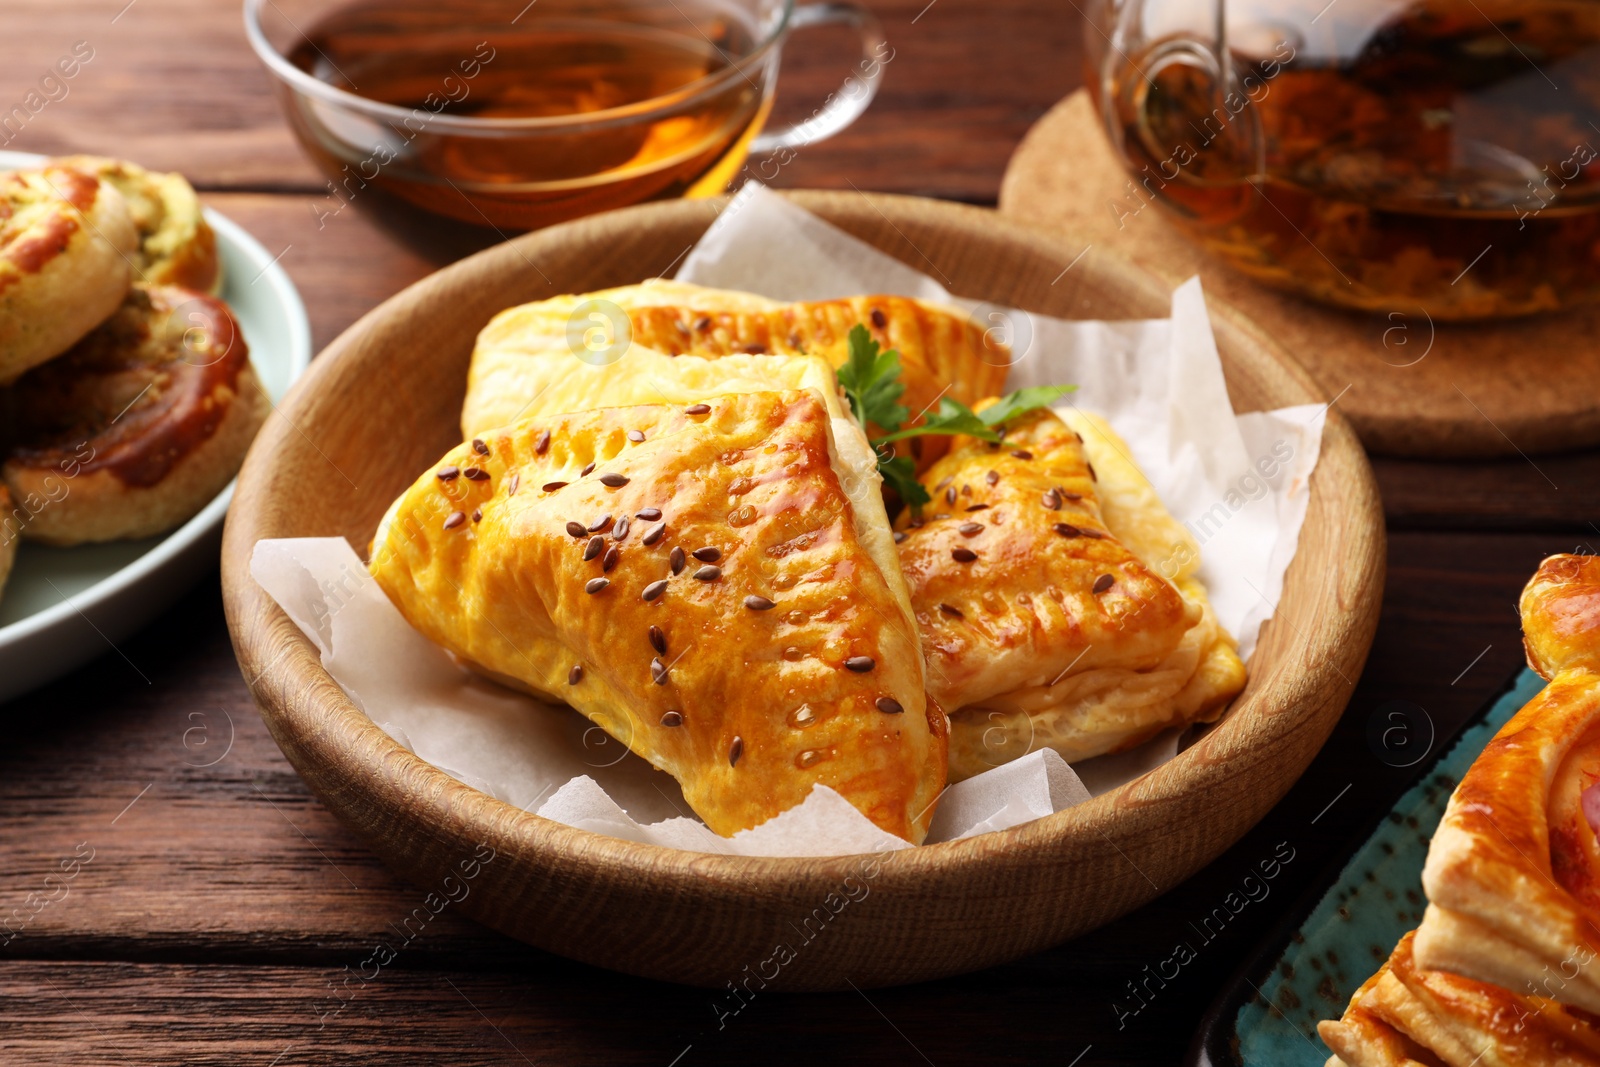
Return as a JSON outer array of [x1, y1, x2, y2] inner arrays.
[[287, 0, 773, 229], [1104, 1, 1600, 319]]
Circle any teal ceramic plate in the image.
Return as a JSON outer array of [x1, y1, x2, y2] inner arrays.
[[1188, 666, 1546, 1066], [0, 150, 311, 703]]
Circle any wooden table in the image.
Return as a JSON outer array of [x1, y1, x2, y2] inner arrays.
[[2, 2, 1594, 1063]]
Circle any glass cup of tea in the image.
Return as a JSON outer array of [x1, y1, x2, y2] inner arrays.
[[244, 0, 887, 230], [1083, 0, 1600, 320]]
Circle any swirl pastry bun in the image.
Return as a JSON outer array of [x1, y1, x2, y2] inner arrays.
[[0, 165, 139, 384], [1, 285, 267, 545], [54, 156, 219, 293]]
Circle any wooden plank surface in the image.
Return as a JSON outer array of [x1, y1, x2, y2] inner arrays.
[[1, 0, 1597, 1063]]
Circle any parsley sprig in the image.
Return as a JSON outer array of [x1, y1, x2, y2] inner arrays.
[[836, 324, 1074, 509]]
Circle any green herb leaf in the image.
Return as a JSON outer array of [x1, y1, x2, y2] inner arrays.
[[875, 452, 930, 509], [833, 322, 1075, 515], [836, 324, 908, 434], [976, 384, 1077, 428], [876, 397, 996, 444]]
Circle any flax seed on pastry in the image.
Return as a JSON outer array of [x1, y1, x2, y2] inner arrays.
[[0, 165, 138, 384], [0, 486, 16, 605], [1, 285, 268, 545]]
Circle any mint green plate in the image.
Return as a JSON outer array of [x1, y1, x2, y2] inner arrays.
[[0, 150, 311, 703]]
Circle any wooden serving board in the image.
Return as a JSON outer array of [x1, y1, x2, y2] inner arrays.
[[1000, 90, 1600, 459]]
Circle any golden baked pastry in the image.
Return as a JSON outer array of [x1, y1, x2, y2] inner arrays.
[[0, 165, 138, 384], [462, 279, 1010, 468], [0, 486, 15, 605], [55, 156, 219, 293], [1319, 930, 1600, 1067], [1410, 553, 1600, 1013], [370, 390, 947, 841], [1, 285, 268, 545], [895, 403, 1245, 778]]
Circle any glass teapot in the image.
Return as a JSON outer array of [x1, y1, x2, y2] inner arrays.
[[1083, 0, 1600, 319]]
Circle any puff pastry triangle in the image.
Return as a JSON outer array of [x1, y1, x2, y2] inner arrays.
[[892, 403, 1245, 777], [370, 390, 946, 842]]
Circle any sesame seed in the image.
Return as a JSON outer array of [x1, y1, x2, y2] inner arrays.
[[1093, 574, 1114, 594], [965, 503, 989, 512], [729, 736, 744, 766], [1081, 528, 1106, 540], [870, 308, 887, 329], [931, 514, 950, 521], [939, 603, 963, 618], [952, 547, 978, 562], [692, 546, 721, 562], [642, 579, 669, 601], [580, 461, 596, 477], [694, 565, 722, 581], [1087, 462, 1097, 481], [583, 536, 604, 561], [464, 467, 489, 481], [1053, 523, 1081, 538], [444, 511, 466, 530], [845, 656, 875, 672], [695, 315, 711, 331], [437, 466, 460, 481], [670, 547, 686, 574], [472, 439, 489, 455], [893, 531, 907, 544], [959, 522, 983, 537], [508, 473, 520, 496], [935, 477, 953, 491], [651, 657, 669, 685], [471, 508, 483, 523], [684, 403, 710, 415], [1010, 449, 1033, 460], [945, 486, 956, 505], [599, 473, 629, 488], [627, 430, 645, 443], [909, 518, 925, 529], [742, 342, 766, 354], [675, 318, 691, 336], [649, 625, 666, 655], [542, 480, 568, 492], [1042, 489, 1061, 510], [744, 595, 775, 611], [637, 508, 662, 520], [587, 513, 612, 533], [566, 521, 587, 538], [660, 711, 683, 728], [642, 521, 667, 546], [961, 484, 972, 496], [585, 577, 610, 594], [568, 664, 583, 684], [1063, 490, 1083, 501], [535, 430, 551, 455], [875, 697, 904, 715], [985, 471, 1000, 486], [603, 546, 620, 572]]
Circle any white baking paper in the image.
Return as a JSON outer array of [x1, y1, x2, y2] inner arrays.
[[250, 185, 1325, 856]]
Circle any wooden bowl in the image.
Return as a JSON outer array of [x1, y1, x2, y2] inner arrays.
[[221, 191, 1385, 990]]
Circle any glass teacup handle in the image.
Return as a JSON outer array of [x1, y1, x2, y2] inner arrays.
[[749, 1, 889, 154]]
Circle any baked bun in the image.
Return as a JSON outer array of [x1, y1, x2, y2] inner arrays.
[[0, 165, 138, 384], [54, 156, 219, 293], [0, 486, 16, 605], [0, 285, 267, 545]]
